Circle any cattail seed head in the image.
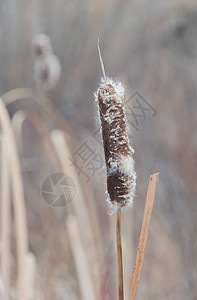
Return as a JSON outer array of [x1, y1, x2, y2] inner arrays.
[[32, 34, 61, 92], [31, 34, 52, 57], [34, 54, 61, 92], [95, 77, 136, 214]]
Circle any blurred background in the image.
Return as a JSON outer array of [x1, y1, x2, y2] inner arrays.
[[0, 0, 197, 299]]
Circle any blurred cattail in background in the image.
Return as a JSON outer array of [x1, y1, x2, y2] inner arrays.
[[32, 34, 61, 92], [95, 77, 136, 214]]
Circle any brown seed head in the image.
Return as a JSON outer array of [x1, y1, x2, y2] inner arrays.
[[96, 78, 136, 213]]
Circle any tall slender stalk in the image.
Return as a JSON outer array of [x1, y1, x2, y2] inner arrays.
[[51, 129, 100, 299], [0, 134, 11, 299], [129, 172, 160, 300], [0, 98, 28, 300], [116, 209, 124, 300], [67, 215, 97, 300]]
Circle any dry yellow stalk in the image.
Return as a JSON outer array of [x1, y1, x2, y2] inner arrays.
[[0, 134, 11, 298], [0, 98, 28, 300], [51, 129, 100, 299], [66, 215, 97, 300], [129, 172, 160, 300], [25, 252, 36, 300]]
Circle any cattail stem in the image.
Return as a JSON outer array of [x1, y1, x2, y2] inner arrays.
[[1, 88, 72, 135], [51, 129, 100, 299], [67, 215, 97, 300], [129, 172, 160, 300], [116, 209, 124, 300], [0, 134, 11, 299], [0, 98, 28, 300]]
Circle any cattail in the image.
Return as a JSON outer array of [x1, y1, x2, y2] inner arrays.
[[31, 34, 52, 57], [32, 34, 61, 92], [95, 77, 136, 214]]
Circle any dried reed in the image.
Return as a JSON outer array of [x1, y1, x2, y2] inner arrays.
[[51, 129, 100, 299], [27, 111, 61, 168], [11, 110, 27, 141], [0, 134, 11, 299], [25, 252, 36, 300], [0, 98, 28, 300], [116, 209, 124, 300], [1, 88, 72, 135], [66, 215, 96, 300], [129, 172, 159, 300]]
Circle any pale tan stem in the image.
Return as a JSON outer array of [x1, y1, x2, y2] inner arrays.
[[0, 134, 11, 298], [27, 111, 61, 167], [0, 98, 28, 300], [66, 215, 97, 300], [51, 129, 100, 299], [129, 172, 159, 300], [97, 38, 106, 81], [11, 110, 27, 141], [25, 252, 36, 300], [1, 88, 71, 134], [116, 209, 124, 300]]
